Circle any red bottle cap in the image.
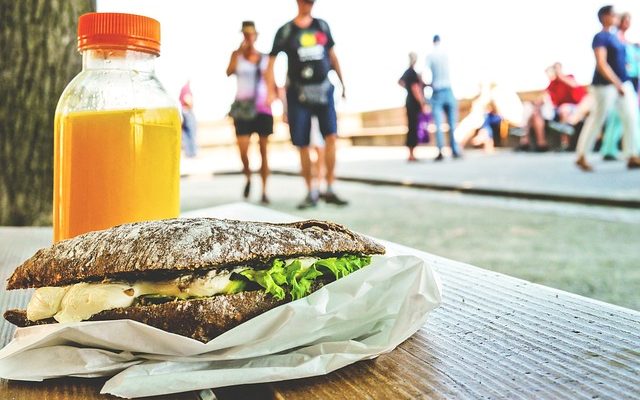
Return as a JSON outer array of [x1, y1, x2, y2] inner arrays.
[[78, 12, 161, 56]]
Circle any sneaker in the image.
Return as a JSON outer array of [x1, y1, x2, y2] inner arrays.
[[628, 157, 640, 169], [434, 153, 444, 162], [515, 143, 531, 152], [548, 121, 575, 136], [575, 156, 593, 172], [535, 145, 550, 153], [323, 192, 349, 206], [603, 154, 617, 161], [297, 194, 318, 210], [243, 181, 251, 199]]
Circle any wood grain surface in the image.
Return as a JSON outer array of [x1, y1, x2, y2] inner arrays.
[[1, 224, 639, 399]]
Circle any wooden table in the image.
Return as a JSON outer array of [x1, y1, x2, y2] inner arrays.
[[1, 203, 639, 399]]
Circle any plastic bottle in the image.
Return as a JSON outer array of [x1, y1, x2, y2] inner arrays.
[[53, 12, 181, 242]]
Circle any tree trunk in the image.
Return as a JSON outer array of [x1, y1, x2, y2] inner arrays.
[[0, 0, 94, 226]]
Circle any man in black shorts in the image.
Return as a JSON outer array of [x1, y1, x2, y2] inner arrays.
[[265, 0, 348, 209]]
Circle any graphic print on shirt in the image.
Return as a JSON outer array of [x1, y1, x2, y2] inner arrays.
[[271, 19, 334, 85], [298, 29, 329, 80]]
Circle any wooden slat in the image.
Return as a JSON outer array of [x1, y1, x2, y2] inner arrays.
[[0, 228, 51, 346], [265, 241, 640, 399], [0, 377, 199, 400]]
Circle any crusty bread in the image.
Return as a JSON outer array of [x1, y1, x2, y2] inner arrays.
[[4, 283, 326, 342], [6, 218, 385, 289]]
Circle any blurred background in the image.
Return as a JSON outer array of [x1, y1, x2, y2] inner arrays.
[[102, 0, 640, 119]]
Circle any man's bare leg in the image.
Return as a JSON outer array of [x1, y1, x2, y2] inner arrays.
[[299, 146, 313, 191], [296, 146, 318, 209], [324, 134, 336, 187], [322, 134, 347, 205]]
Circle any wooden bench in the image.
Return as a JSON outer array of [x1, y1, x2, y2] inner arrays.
[[1, 203, 638, 399]]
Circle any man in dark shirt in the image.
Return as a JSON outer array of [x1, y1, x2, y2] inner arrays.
[[575, 5, 640, 171], [265, 0, 348, 209], [398, 52, 428, 161]]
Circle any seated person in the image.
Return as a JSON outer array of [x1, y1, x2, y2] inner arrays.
[[543, 63, 591, 149], [457, 82, 524, 153], [518, 99, 549, 151]]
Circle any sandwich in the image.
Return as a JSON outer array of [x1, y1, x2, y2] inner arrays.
[[3, 218, 385, 342]]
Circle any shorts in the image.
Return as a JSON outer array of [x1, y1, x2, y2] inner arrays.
[[286, 84, 337, 147], [234, 113, 274, 137]]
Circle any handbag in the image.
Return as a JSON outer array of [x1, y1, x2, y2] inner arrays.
[[297, 78, 332, 106], [417, 112, 431, 144], [229, 99, 257, 120], [229, 54, 263, 120]]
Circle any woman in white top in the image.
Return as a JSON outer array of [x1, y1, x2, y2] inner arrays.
[[226, 21, 275, 204]]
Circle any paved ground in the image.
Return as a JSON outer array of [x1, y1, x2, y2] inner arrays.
[[181, 172, 640, 311], [182, 145, 640, 205]]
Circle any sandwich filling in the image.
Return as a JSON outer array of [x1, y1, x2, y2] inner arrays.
[[26, 254, 372, 323]]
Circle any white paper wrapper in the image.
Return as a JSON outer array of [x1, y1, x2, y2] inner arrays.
[[0, 254, 441, 398]]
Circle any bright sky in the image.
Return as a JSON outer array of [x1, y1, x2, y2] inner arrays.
[[97, 0, 640, 121]]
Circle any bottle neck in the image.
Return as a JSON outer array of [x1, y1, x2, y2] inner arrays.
[[82, 49, 156, 73]]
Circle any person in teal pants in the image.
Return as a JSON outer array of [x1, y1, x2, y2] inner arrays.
[[601, 111, 640, 159], [601, 12, 640, 160]]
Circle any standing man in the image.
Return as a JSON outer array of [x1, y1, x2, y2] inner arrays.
[[426, 35, 461, 161], [265, 0, 348, 209], [575, 5, 640, 171]]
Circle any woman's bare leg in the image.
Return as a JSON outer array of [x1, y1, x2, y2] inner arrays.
[[258, 135, 270, 200], [236, 135, 251, 197]]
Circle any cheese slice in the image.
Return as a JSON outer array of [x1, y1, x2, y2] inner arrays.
[[26, 268, 244, 323], [54, 283, 134, 323], [26, 286, 70, 321]]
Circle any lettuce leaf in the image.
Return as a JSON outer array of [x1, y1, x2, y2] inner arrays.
[[315, 254, 371, 279], [236, 254, 372, 301], [238, 268, 286, 300]]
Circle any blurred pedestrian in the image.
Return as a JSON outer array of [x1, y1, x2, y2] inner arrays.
[[265, 0, 348, 209], [398, 52, 428, 162], [600, 12, 640, 160], [617, 13, 640, 92], [575, 5, 640, 171], [179, 80, 198, 158], [426, 35, 461, 161], [226, 21, 274, 204]]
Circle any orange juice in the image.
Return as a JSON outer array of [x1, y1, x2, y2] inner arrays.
[[53, 107, 181, 242]]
